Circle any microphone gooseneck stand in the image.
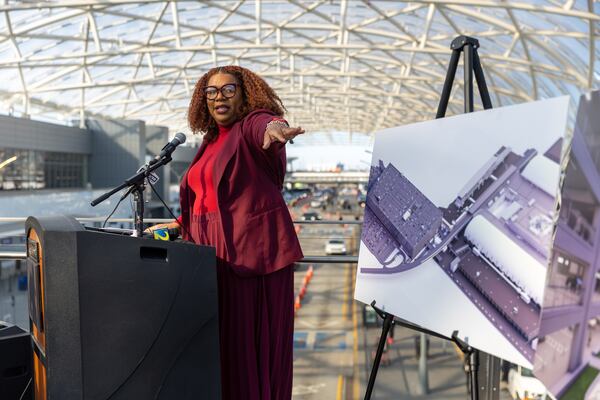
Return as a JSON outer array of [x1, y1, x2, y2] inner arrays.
[[90, 155, 172, 237]]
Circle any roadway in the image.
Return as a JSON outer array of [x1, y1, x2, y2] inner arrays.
[[292, 221, 362, 399], [290, 194, 513, 399]]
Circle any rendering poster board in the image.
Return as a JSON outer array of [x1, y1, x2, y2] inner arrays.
[[354, 96, 570, 367], [533, 91, 600, 398]]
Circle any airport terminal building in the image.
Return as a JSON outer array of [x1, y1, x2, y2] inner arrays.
[[0, 114, 197, 210]]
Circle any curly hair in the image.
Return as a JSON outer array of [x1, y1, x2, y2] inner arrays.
[[188, 65, 286, 142]]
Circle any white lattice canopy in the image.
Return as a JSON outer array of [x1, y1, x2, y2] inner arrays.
[[0, 1, 598, 141]]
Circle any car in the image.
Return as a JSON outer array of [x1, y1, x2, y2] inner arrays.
[[310, 199, 324, 209], [325, 238, 347, 255], [358, 194, 366, 208], [508, 365, 553, 400], [301, 212, 322, 221]]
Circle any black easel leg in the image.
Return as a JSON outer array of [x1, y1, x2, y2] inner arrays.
[[364, 313, 394, 400], [463, 44, 474, 113], [437, 36, 494, 118], [436, 49, 461, 119], [473, 51, 493, 110]]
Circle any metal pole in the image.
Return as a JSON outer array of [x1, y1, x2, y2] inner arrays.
[[463, 43, 474, 113], [11, 294, 15, 324], [435, 49, 461, 119], [364, 313, 394, 400], [0, 251, 26, 260], [133, 186, 144, 237], [419, 332, 429, 394], [469, 350, 480, 400], [478, 352, 501, 400], [473, 51, 493, 110], [0, 217, 365, 225]]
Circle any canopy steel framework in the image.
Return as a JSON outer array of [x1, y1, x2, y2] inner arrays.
[[0, 0, 598, 141]]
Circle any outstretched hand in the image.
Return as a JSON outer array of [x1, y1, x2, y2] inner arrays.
[[262, 125, 305, 150], [144, 221, 180, 234]]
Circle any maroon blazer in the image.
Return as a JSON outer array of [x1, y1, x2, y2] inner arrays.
[[179, 109, 304, 276]]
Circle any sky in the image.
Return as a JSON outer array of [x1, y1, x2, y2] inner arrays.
[[286, 144, 373, 171], [284, 130, 373, 171]]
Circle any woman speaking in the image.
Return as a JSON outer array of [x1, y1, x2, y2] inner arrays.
[[148, 65, 304, 399]]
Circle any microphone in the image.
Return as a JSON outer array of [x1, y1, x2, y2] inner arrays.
[[149, 132, 186, 165]]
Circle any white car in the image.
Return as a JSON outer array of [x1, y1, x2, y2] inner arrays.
[[508, 366, 553, 400], [310, 199, 324, 208], [325, 239, 347, 255]]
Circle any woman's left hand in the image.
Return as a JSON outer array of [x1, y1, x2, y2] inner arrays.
[[262, 125, 305, 150]]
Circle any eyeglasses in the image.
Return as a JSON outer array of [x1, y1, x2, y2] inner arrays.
[[203, 83, 238, 100]]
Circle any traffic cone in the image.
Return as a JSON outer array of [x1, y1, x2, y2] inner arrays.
[[307, 265, 314, 280], [299, 285, 307, 299]]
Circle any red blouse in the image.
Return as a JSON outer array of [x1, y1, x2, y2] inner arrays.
[[187, 125, 230, 215]]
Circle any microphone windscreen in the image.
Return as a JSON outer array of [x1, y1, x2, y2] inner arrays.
[[174, 132, 186, 145]]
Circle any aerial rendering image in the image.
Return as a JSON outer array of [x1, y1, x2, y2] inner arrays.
[[355, 96, 570, 366]]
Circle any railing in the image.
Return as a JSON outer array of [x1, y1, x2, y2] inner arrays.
[[0, 217, 362, 263], [298, 255, 357, 263], [0, 252, 358, 263], [0, 251, 27, 260], [0, 217, 363, 224]]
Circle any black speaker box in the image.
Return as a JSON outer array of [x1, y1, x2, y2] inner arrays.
[[0, 323, 32, 400]]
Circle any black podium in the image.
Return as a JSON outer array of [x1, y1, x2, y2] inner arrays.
[[25, 215, 220, 400]]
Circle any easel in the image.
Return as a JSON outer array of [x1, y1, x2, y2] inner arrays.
[[363, 36, 499, 400]]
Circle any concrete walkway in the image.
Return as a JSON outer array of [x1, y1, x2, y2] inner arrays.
[[585, 358, 600, 399], [586, 375, 600, 399]]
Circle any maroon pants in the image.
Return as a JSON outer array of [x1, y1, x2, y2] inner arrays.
[[190, 213, 294, 399]]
